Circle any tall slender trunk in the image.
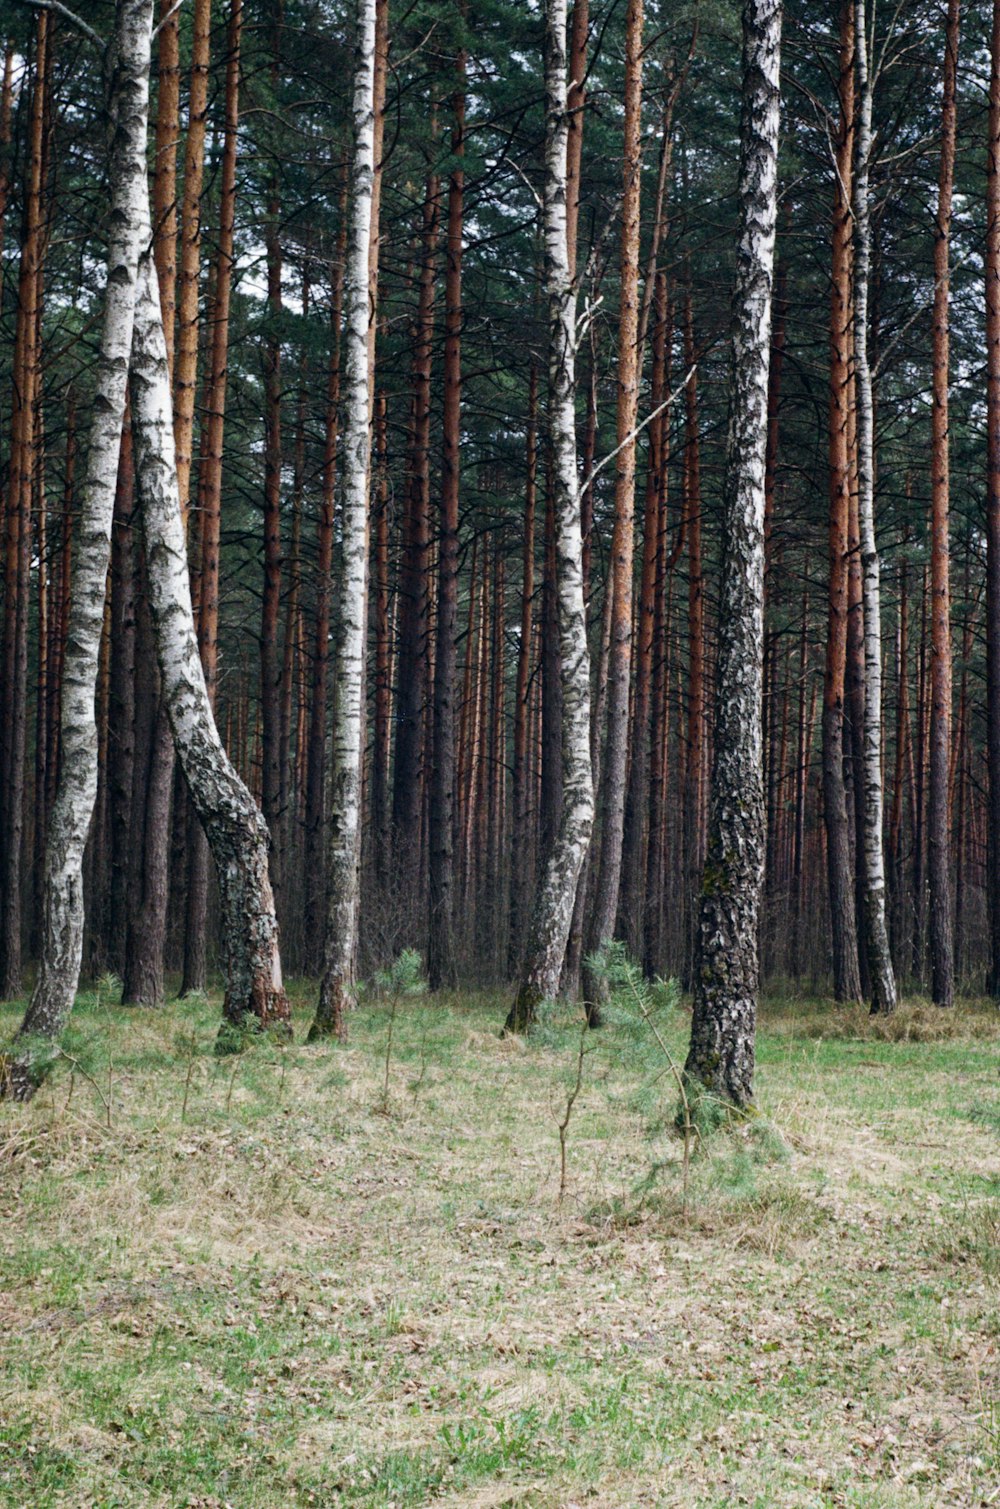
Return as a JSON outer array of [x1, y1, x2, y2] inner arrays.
[[181, 0, 242, 995], [928, 0, 959, 1008], [108, 420, 137, 976], [303, 180, 348, 970], [683, 282, 704, 983], [987, 0, 1000, 997], [309, 0, 379, 1037], [823, 0, 862, 1001], [428, 18, 466, 991], [173, 0, 211, 520], [153, 0, 179, 372], [509, 362, 539, 975], [371, 388, 392, 883], [582, 0, 643, 1013], [506, 0, 593, 1031], [3, 0, 152, 1099], [852, 0, 896, 1013], [0, 11, 47, 1000], [260, 199, 284, 897], [392, 157, 440, 899], [684, 0, 782, 1109]]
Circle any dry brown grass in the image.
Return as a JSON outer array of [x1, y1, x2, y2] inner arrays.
[[0, 987, 997, 1506]]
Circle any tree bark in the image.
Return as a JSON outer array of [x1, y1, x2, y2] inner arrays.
[[928, 0, 958, 1009], [3, 0, 152, 1099], [506, 0, 594, 1032], [582, 0, 643, 1016], [987, 0, 1000, 999], [852, 0, 896, 1013], [822, 0, 863, 1002], [428, 20, 466, 991], [309, 0, 379, 1037], [129, 236, 289, 1041], [684, 0, 782, 1110], [181, 0, 242, 996]]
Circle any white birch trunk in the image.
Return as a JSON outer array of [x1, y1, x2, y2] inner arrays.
[[128, 183, 290, 1042], [852, 0, 897, 1014], [684, 0, 782, 1108], [506, 0, 594, 1032], [2, 0, 153, 1100], [309, 0, 377, 1040]]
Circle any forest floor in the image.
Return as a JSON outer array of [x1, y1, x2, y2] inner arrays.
[[0, 983, 998, 1508]]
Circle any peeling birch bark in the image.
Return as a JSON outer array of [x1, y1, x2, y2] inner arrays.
[[852, 0, 897, 1015], [684, 0, 782, 1109], [129, 198, 289, 1043], [308, 0, 377, 1041], [505, 0, 594, 1033], [2, 0, 153, 1101]]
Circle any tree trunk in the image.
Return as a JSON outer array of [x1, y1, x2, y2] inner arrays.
[[582, 0, 643, 1016], [309, 0, 379, 1037], [428, 23, 466, 991], [129, 236, 289, 1041], [822, 0, 863, 1002], [392, 157, 440, 906], [852, 0, 896, 1014], [303, 179, 348, 971], [506, 0, 594, 1032], [181, 0, 242, 996], [928, 0, 958, 1009], [684, 0, 782, 1110], [509, 361, 538, 975], [987, 0, 1000, 999], [3, 0, 152, 1100]]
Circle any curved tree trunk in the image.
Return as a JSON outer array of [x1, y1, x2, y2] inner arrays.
[[505, 0, 593, 1033], [2, 0, 153, 1100], [309, 0, 378, 1039], [129, 233, 289, 1041], [684, 0, 782, 1111]]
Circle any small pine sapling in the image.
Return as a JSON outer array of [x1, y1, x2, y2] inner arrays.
[[590, 942, 697, 1218], [372, 949, 426, 1113]]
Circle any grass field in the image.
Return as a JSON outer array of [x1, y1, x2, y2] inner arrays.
[[0, 981, 998, 1507]]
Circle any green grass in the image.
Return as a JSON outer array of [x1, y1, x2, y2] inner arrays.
[[0, 983, 998, 1506]]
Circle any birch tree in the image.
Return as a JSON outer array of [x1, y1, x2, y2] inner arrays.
[[505, 0, 593, 1033], [852, 0, 896, 1014], [308, 0, 377, 1040], [1, 0, 152, 1100], [128, 227, 290, 1042], [683, 0, 782, 1109]]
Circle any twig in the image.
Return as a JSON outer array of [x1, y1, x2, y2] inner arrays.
[[580, 366, 695, 499], [151, 0, 185, 41], [558, 1019, 589, 1204]]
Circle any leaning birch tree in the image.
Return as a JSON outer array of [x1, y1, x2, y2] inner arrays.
[[128, 197, 290, 1041], [1, 0, 153, 1101], [852, 0, 896, 1014], [505, 0, 594, 1033], [683, 0, 782, 1109], [309, 0, 377, 1041]]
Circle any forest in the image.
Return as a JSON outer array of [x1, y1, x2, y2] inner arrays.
[[0, 0, 998, 1503]]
